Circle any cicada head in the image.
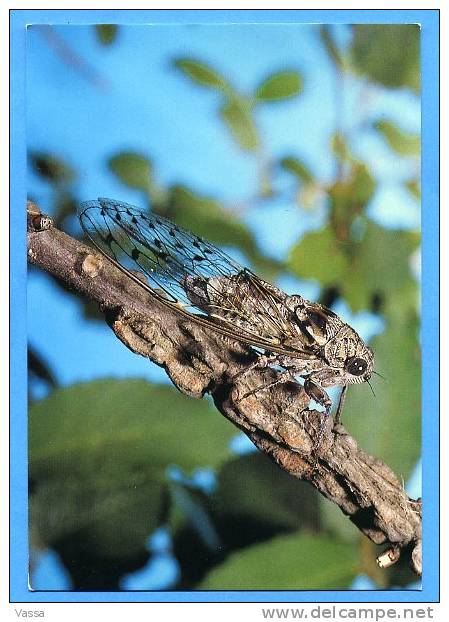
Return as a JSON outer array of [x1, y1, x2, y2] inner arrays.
[[316, 326, 374, 388]]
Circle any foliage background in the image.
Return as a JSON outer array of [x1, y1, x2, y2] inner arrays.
[[27, 23, 421, 591]]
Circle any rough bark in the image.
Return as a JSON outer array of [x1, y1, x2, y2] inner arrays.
[[27, 207, 422, 575]]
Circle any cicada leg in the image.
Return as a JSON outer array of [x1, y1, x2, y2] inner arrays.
[[231, 352, 279, 382], [334, 385, 348, 425], [234, 368, 297, 404], [303, 377, 332, 414]]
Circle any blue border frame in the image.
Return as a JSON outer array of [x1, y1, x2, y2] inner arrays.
[[10, 8, 439, 603]]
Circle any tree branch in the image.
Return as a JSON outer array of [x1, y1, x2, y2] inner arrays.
[[27, 204, 422, 575]]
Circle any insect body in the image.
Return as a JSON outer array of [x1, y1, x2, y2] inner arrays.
[[78, 198, 374, 415]]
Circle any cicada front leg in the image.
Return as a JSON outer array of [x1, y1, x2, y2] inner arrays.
[[303, 377, 332, 415], [231, 352, 301, 404]]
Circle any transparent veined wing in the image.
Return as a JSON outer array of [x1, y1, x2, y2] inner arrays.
[[78, 198, 317, 357]]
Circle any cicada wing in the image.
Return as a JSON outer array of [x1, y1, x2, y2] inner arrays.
[[78, 198, 244, 311], [78, 198, 318, 358]]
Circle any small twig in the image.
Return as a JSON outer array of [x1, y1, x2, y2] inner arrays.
[[36, 25, 111, 91], [27, 204, 422, 575]]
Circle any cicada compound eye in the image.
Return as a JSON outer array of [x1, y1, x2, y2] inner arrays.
[[345, 357, 368, 377]]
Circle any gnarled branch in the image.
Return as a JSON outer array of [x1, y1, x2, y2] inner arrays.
[[27, 204, 422, 575]]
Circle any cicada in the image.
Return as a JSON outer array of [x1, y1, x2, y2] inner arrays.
[[78, 198, 374, 417]]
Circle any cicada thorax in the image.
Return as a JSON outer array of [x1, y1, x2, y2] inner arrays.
[[324, 330, 360, 365], [283, 299, 343, 351]]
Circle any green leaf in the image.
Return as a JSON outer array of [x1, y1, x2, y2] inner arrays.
[[374, 120, 420, 156], [288, 226, 350, 286], [168, 454, 321, 587], [219, 98, 259, 151], [214, 453, 320, 534], [254, 70, 303, 102], [108, 152, 153, 191], [343, 313, 420, 478], [280, 156, 314, 184], [351, 25, 420, 93], [198, 532, 359, 589], [342, 222, 420, 312], [328, 135, 378, 238], [331, 132, 355, 163], [319, 497, 360, 544], [173, 58, 231, 91], [29, 152, 76, 184], [95, 24, 118, 46], [328, 163, 376, 240], [29, 380, 235, 557]]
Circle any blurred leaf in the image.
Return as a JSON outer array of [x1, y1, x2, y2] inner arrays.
[[198, 532, 359, 589], [29, 152, 76, 184], [405, 179, 421, 200], [336, 223, 420, 477], [53, 192, 77, 228], [351, 25, 420, 93], [342, 222, 419, 312], [173, 58, 231, 91], [214, 453, 320, 535], [329, 163, 376, 240], [95, 24, 118, 46], [167, 185, 280, 277], [374, 120, 420, 156], [220, 97, 259, 151], [347, 163, 376, 207], [169, 481, 221, 552], [288, 226, 350, 286], [254, 70, 303, 102], [343, 312, 420, 478], [331, 132, 355, 163], [329, 133, 377, 238], [319, 497, 360, 544], [29, 380, 235, 558], [280, 156, 314, 184], [28, 345, 57, 388], [169, 453, 320, 588], [289, 221, 419, 341], [108, 152, 153, 192], [319, 25, 345, 69]]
